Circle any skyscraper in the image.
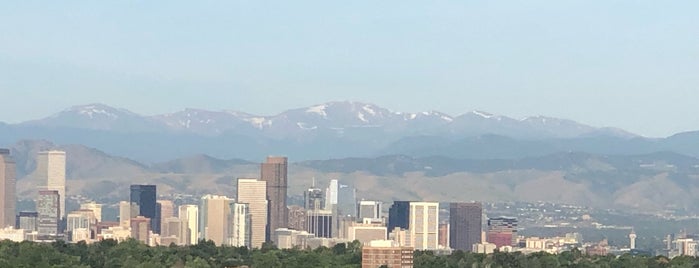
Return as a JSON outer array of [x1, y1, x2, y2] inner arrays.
[[324, 179, 339, 210], [388, 201, 411, 231], [229, 202, 251, 247], [324, 179, 340, 238], [358, 200, 382, 221], [237, 178, 268, 248], [199, 195, 232, 246], [410, 202, 439, 250], [130, 185, 158, 234], [37, 151, 66, 219], [304, 186, 324, 211], [260, 156, 288, 241], [37, 190, 60, 237], [157, 200, 175, 234], [388, 201, 439, 250], [0, 149, 16, 228], [449, 202, 482, 251], [178, 204, 199, 245], [337, 183, 357, 218]]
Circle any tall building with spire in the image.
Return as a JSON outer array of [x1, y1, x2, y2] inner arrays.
[[260, 156, 288, 241], [37, 151, 66, 219], [304, 179, 324, 211], [0, 149, 16, 228]]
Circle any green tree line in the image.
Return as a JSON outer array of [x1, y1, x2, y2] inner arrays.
[[0, 239, 698, 268]]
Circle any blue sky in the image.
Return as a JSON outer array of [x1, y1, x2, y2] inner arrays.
[[1, 1, 697, 137]]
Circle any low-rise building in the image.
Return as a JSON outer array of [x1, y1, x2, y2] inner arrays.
[[362, 240, 413, 268], [473, 242, 497, 254]]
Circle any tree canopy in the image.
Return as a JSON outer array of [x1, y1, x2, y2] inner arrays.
[[0, 239, 695, 268]]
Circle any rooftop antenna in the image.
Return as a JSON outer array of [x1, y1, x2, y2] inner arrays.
[[311, 177, 316, 188]]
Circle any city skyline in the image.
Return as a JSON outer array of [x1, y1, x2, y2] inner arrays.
[[0, 146, 689, 258], [2, 0, 697, 264]]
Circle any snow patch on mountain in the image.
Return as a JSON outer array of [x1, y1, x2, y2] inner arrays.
[[357, 112, 368, 122], [79, 108, 118, 119], [362, 105, 376, 116], [245, 117, 269, 129], [68, 104, 125, 119], [297, 122, 317, 130], [471, 110, 494, 119], [306, 105, 328, 117]]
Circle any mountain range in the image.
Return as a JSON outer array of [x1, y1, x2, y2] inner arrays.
[[8, 140, 699, 214], [18, 102, 631, 138], [5, 101, 690, 162]]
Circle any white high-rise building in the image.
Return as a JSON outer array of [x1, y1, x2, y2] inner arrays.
[[324, 179, 338, 210], [178, 204, 199, 245], [229, 202, 251, 247], [37, 151, 66, 218], [236, 178, 267, 248], [410, 202, 439, 250]]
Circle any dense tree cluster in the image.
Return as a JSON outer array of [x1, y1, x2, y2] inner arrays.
[[1, 239, 698, 268]]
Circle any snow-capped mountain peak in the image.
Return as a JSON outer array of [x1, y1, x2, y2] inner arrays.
[[19, 101, 638, 139], [64, 103, 136, 120]]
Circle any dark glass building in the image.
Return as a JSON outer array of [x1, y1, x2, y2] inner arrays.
[[449, 202, 482, 251], [130, 185, 159, 234], [388, 201, 411, 231]]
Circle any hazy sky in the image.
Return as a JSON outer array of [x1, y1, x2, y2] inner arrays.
[[1, 1, 697, 137]]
